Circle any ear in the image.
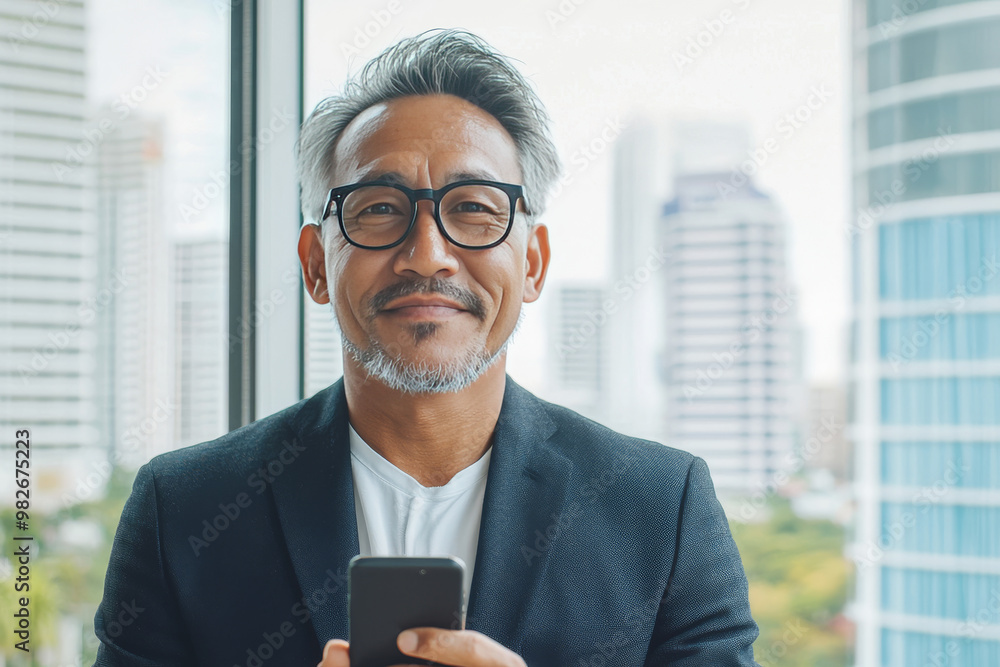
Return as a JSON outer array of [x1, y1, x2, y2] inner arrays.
[[522, 222, 550, 303], [298, 223, 330, 304]]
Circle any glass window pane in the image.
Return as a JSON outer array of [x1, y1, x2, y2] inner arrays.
[[0, 2, 229, 662]]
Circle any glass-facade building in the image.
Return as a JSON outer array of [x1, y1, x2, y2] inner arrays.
[[851, 0, 1000, 664]]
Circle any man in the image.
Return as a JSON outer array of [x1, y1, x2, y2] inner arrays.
[[94, 29, 760, 667]]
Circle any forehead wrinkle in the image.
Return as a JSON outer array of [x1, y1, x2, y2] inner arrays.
[[352, 167, 504, 187]]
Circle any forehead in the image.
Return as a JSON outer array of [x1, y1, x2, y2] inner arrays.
[[331, 94, 522, 186]]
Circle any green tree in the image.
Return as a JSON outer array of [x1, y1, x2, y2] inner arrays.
[[0, 465, 136, 666], [730, 497, 852, 667]]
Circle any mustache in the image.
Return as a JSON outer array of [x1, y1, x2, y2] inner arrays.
[[368, 278, 487, 321]]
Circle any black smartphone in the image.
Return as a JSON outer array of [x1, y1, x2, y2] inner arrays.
[[348, 555, 466, 667]]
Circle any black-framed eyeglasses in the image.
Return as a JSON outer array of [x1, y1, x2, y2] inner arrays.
[[321, 179, 525, 250]]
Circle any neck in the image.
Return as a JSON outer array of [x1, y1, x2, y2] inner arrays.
[[343, 354, 507, 487]]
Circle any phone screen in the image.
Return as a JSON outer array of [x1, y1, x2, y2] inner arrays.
[[348, 556, 466, 667]]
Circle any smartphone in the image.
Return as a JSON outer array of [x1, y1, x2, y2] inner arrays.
[[348, 555, 466, 667]]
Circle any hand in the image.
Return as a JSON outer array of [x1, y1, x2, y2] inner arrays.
[[316, 628, 527, 667]]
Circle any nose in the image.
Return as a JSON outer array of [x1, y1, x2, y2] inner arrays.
[[391, 199, 460, 278]]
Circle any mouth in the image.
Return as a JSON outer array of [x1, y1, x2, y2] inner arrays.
[[381, 297, 468, 320]]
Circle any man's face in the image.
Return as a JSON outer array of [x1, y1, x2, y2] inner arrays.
[[298, 93, 550, 393]]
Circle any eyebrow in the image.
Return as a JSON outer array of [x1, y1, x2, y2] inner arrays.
[[350, 169, 502, 187]]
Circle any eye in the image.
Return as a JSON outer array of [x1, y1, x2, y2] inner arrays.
[[454, 201, 492, 213], [362, 202, 400, 215]]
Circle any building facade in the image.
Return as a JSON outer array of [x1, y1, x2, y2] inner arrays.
[[660, 171, 798, 495], [173, 235, 227, 448], [0, 1, 101, 483], [850, 0, 1000, 663], [547, 283, 608, 421], [94, 113, 172, 466]]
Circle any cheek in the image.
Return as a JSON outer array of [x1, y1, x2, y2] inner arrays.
[[480, 267, 524, 319], [328, 250, 369, 319]]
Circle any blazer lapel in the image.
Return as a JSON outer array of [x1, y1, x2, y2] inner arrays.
[[465, 375, 573, 653], [270, 378, 358, 649]]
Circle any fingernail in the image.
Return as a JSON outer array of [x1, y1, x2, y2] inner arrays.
[[398, 630, 417, 652]]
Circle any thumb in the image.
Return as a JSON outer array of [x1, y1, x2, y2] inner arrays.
[[317, 638, 350, 667]]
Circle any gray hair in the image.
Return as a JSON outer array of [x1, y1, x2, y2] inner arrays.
[[295, 29, 562, 227]]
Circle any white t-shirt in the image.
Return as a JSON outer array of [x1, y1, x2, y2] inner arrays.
[[348, 421, 492, 609]]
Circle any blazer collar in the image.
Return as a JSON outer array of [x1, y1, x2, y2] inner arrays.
[[269, 373, 572, 654]]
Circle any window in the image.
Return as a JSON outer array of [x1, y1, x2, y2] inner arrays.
[[868, 17, 1000, 92], [868, 87, 1000, 149], [878, 214, 1000, 300]]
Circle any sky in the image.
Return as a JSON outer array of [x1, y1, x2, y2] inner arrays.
[[305, 0, 851, 384]]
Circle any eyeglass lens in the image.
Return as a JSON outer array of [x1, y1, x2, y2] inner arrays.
[[340, 184, 512, 247]]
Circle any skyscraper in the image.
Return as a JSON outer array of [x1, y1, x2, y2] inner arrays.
[[173, 234, 227, 448], [0, 2, 100, 476], [606, 118, 669, 443], [94, 112, 172, 466], [660, 167, 798, 495], [851, 1, 1000, 664], [547, 283, 607, 420]]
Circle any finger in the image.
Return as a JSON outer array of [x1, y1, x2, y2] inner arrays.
[[397, 628, 526, 666], [317, 638, 350, 667]]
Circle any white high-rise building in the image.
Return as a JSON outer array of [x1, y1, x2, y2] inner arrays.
[[606, 118, 669, 442], [660, 164, 798, 495], [547, 283, 607, 421], [94, 113, 173, 466], [304, 297, 343, 398], [172, 235, 227, 448], [0, 2, 101, 482]]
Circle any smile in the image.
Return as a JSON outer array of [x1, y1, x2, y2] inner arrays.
[[381, 304, 466, 320]]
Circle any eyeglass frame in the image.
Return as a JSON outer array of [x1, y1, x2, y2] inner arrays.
[[321, 179, 526, 250]]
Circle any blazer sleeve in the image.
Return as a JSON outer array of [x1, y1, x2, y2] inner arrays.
[[93, 462, 196, 666], [644, 456, 761, 666]]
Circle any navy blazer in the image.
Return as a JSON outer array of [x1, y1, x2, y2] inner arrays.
[[94, 375, 760, 666]]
